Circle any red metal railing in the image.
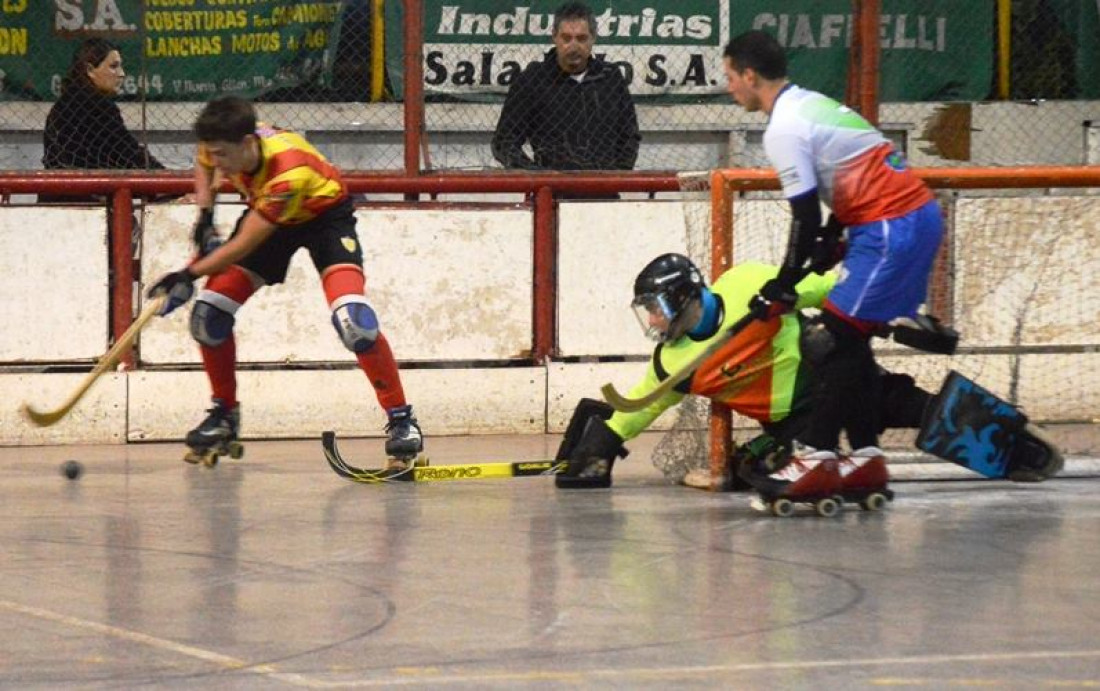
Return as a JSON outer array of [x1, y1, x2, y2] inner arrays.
[[0, 171, 682, 366]]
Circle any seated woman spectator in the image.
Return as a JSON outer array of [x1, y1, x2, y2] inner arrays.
[[43, 38, 163, 172]]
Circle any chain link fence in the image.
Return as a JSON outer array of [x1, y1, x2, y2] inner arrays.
[[887, 0, 1100, 167], [0, 0, 387, 171], [1, 1, 1098, 175]]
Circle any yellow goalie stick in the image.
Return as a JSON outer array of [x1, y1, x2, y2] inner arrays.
[[600, 310, 759, 413], [21, 295, 167, 427]]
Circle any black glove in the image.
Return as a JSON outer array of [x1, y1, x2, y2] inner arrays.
[[810, 215, 847, 273], [748, 278, 798, 319], [147, 268, 197, 316], [191, 208, 222, 257], [555, 417, 625, 489]]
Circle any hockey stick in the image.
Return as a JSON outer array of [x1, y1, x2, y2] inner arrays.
[[322, 431, 565, 484], [601, 310, 760, 413], [21, 295, 167, 427]]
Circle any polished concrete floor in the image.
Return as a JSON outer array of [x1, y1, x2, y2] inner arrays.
[[2, 433, 1099, 689]]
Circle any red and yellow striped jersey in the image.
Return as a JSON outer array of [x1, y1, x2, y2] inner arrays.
[[198, 123, 347, 225]]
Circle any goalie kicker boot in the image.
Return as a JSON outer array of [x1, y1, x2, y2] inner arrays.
[[749, 443, 844, 517], [837, 446, 894, 511], [384, 404, 424, 471], [184, 398, 243, 467]]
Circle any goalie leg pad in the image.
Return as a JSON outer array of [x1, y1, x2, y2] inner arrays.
[[556, 416, 625, 489], [916, 370, 1036, 479], [331, 296, 379, 353], [190, 299, 237, 347], [1006, 425, 1064, 482]]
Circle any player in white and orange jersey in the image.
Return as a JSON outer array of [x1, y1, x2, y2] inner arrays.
[[721, 30, 944, 493]]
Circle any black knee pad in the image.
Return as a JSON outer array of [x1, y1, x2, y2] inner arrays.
[[878, 371, 933, 431], [799, 315, 837, 368]]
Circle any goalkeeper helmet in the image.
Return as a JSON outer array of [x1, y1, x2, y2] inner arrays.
[[632, 253, 705, 343]]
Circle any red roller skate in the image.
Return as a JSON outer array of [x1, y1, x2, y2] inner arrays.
[[838, 447, 894, 511], [750, 445, 844, 518]]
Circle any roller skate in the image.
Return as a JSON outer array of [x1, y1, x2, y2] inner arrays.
[[382, 404, 426, 479], [837, 447, 894, 511], [183, 399, 243, 467], [748, 445, 843, 517]]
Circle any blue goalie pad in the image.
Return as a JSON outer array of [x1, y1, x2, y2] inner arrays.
[[916, 370, 1027, 479]]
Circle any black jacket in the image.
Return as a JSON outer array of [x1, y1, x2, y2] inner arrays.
[[43, 85, 163, 170], [492, 49, 640, 170]]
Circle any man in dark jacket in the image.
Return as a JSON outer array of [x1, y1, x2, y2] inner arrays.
[[492, 2, 640, 171]]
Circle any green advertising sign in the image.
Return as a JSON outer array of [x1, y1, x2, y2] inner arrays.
[[388, 0, 995, 102], [0, 0, 345, 101]]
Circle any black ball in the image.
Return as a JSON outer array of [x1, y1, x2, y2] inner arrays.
[[61, 460, 83, 480]]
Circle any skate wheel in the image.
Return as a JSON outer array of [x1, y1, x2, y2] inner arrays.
[[771, 498, 794, 517], [227, 442, 244, 460], [413, 457, 429, 468], [815, 497, 840, 518], [861, 493, 888, 511], [183, 452, 202, 465], [202, 452, 219, 468]]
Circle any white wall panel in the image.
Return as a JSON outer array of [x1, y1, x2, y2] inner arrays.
[[140, 205, 533, 364], [2, 373, 126, 445], [128, 366, 545, 442], [954, 196, 1100, 347], [0, 207, 109, 361], [557, 201, 692, 357], [547, 361, 692, 434], [1020, 353, 1100, 422]]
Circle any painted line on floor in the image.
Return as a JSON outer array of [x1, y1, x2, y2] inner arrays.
[[0, 598, 324, 688], [4, 596, 1098, 688], [316, 648, 1100, 687]]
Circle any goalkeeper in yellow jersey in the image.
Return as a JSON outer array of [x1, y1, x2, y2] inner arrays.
[[554, 253, 1061, 499]]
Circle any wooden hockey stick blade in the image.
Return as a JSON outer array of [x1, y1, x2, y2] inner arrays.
[[322, 431, 565, 484], [600, 311, 760, 413], [22, 295, 166, 428]]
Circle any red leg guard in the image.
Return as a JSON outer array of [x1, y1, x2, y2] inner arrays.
[[322, 266, 407, 411], [197, 267, 258, 408], [201, 340, 238, 408]]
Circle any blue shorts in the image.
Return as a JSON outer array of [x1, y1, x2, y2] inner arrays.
[[827, 199, 944, 322]]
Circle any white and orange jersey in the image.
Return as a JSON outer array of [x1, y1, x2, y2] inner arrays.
[[764, 85, 932, 224]]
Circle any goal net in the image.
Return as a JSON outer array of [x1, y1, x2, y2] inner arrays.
[[653, 168, 1100, 488]]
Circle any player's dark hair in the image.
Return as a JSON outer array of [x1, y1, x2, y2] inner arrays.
[[63, 38, 118, 94], [553, 2, 596, 36], [723, 30, 788, 79], [193, 96, 257, 143]]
